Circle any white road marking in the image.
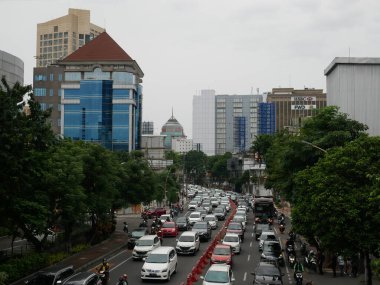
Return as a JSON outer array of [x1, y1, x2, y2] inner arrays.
[[247, 254, 251, 261], [250, 242, 252, 247], [251, 233, 254, 237], [243, 272, 247, 281], [110, 256, 133, 272], [108, 249, 128, 261]]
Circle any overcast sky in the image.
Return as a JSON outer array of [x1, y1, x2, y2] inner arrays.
[[1, 0, 380, 137]]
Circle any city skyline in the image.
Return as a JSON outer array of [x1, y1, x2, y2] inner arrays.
[[2, 0, 380, 137]]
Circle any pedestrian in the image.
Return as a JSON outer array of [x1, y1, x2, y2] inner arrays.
[[351, 255, 358, 278], [337, 255, 345, 276], [346, 257, 352, 276], [123, 222, 128, 233], [317, 250, 325, 275], [331, 253, 337, 277]]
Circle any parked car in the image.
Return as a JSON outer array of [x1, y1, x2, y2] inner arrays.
[[226, 222, 244, 242], [210, 244, 233, 266], [204, 214, 218, 229], [258, 231, 277, 251], [61, 272, 100, 285], [25, 265, 74, 285], [132, 235, 161, 260], [192, 221, 212, 241], [222, 233, 241, 254], [176, 216, 190, 231], [261, 240, 284, 266], [140, 246, 177, 281], [200, 264, 235, 285], [176, 231, 200, 255], [251, 261, 284, 284], [161, 222, 179, 237], [142, 207, 166, 218], [127, 228, 148, 249], [189, 211, 203, 225]]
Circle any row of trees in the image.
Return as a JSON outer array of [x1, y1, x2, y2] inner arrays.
[[252, 106, 380, 284], [0, 78, 180, 252]]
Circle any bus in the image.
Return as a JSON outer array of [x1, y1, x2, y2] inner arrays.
[[253, 195, 275, 224]]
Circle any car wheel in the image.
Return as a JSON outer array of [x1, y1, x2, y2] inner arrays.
[[167, 269, 171, 281], [174, 263, 177, 274]]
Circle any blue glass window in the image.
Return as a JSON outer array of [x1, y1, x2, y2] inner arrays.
[[34, 74, 46, 81], [112, 72, 134, 84], [40, 103, 47, 110], [58, 89, 62, 96], [50, 89, 54, 96], [34, 88, 46, 96], [50, 73, 54, 81], [65, 72, 81, 81], [58, 73, 63, 81]]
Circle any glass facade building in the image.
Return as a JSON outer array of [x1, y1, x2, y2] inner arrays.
[[258, 102, 276, 135]]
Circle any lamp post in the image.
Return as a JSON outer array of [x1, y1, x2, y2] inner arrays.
[[301, 140, 327, 153]]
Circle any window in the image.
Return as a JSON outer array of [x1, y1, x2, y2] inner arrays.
[[40, 103, 47, 110], [58, 104, 61, 111], [35, 74, 46, 81], [49, 104, 53, 109], [58, 89, 62, 97], [54, 26, 58, 32], [34, 88, 46, 96], [65, 72, 81, 81], [49, 89, 54, 96], [50, 73, 54, 81], [57, 119, 61, 126], [58, 73, 62, 81]]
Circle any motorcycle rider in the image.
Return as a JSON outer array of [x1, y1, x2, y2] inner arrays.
[[293, 260, 304, 283], [97, 259, 110, 284], [139, 218, 148, 228], [123, 222, 128, 233], [117, 274, 128, 285]]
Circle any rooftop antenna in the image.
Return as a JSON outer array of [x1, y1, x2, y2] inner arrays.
[[171, 107, 173, 118], [257, 88, 259, 95], [348, 47, 351, 62], [250, 87, 253, 95]]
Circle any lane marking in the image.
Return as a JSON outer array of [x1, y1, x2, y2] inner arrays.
[[250, 242, 252, 247], [108, 249, 129, 261], [243, 272, 247, 281], [251, 233, 254, 237], [110, 256, 133, 272], [247, 254, 250, 261]]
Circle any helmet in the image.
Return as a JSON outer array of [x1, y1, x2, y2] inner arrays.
[[103, 258, 107, 264], [119, 276, 123, 281], [123, 274, 128, 279]]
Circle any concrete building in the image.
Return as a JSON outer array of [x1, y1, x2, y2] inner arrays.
[[141, 135, 166, 160], [325, 57, 380, 136], [192, 90, 216, 156], [59, 32, 144, 151], [36, 8, 104, 67], [215, 94, 262, 155], [160, 112, 186, 149], [172, 138, 194, 154], [142, 121, 154, 135], [267, 88, 326, 133], [0, 50, 24, 88]]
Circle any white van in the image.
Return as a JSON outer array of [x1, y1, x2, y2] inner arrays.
[[141, 246, 178, 281], [132, 235, 161, 260], [176, 231, 200, 255]]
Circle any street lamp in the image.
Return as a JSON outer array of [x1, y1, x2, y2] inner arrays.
[[301, 140, 327, 153]]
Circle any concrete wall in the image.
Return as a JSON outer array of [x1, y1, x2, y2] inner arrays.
[[0, 50, 24, 87]]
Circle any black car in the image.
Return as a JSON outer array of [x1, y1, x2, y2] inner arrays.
[[62, 272, 100, 285], [127, 228, 148, 249], [25, 265, 75, 285], [251, 261, 284, 284], [261, 240, 284, 266], [213, 207, 226, 221], [191, 221, 212, 241], [176, 217, 190, 231], [255, 223, 272, 240]]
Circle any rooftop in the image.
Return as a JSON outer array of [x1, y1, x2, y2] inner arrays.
[[324, 57, 380, 75]]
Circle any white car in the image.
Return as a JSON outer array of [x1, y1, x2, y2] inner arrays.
[[204, 214, 218, 229], [220, 201, 230, 212], [201, 264, 235, 285], [231, 216, 246, 231], [188, 201, 198, 211], [176, 231, 200, 255], [237, 205, 248, 213], [132, 235, 161, 260], [210, 198, 219, 207], [160, 214, 172, 224], [258, 231, 277, 251], [222, 233, 241, 254], [141, 246, 177, 281], [188, 211, 202, 225]]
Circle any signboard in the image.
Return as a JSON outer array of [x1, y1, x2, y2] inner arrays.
[[291, 96, 316, 102], [291, 105, 316, 110]]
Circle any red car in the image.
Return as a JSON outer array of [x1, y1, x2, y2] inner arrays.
[[142, 207, 167, 218], [210, 244, 233, 266], [226, 222, 244, 242], [161, 222, 179, 237]]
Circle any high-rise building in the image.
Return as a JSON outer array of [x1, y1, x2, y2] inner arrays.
[[142, 121, 154, 135], [36, 8, 104, 67], [192, 90, 216, 156], [172, 138, 194, 154], [0, 50, 23, 88], [325, 57, 380, 136], [267, 88, 326, 133], [160, 112, 185, 149], [215, 95, 262, 154], [258, 102, 276, 135], [59, 32, 144, 151]]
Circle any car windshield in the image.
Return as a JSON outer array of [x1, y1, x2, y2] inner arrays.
[[263, 243, 281, 253], [257, 224, 270, 230], [233, 216, 243, 222], [214, 208, 223, 213], [228, 223, 241, 230], [34, 274, 55, 285], [190, 202, 197, 205], [190, 213, 200, 218], [136, 240, 153, 246], [256, 265, 281, 276], [146, 253, 168, 263], [132, 231, 145, 238], [224, 236, 238, 242], [193, 223, 207, 229], [161, 215, 170, 219], [179, 235, 194, 242], [204, 217, 215, 221], [162, 223, 175, 228], [177, 217, 187, 223], [205, 270, 229, 283], [214, 248, 230, 255]]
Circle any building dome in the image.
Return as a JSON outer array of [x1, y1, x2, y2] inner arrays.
[[160, 112, 185, 149]]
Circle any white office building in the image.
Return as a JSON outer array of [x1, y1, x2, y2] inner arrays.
[[172, 138, 194, 154], [325, 57, 380, 136], [192, 90, 216, 156]]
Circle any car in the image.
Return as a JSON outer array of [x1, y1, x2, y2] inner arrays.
[[210, 198, 220, 207], [189, 211, 203, 225], [238, 205, 249, 213], [188, 201, 198, 211], [261, 240, 284, 266], [25, 265, 75, 285], [200, 264, 235, 285], [251, 261, 284, 284], [204, 214, 218, 229], [34, 228, 57, 243], [254, 223, 272, 240], [210, 244, 233, 266], [127, 228, 148, 249], [226, 222, 244, 242], [176, 216, 190, 231], [142, 207, 166, 218], [61, 272, 100, 285], [132, 235, 161, 260], [231, 216, 246, 231], [195, 207, 208, 220], [213, 207, 226, 221], [259, 231, 277, 251], [160, 214, 173, 224], [220, 201, 230, 212], [235, 210, 246, 219], [202, 202, 212, 213], [141, 246, 177, 281], [222, 233, 241, 254], [192, 221, 212, 241], [176, 231, 200, 255], [161, 222, 179, 237]]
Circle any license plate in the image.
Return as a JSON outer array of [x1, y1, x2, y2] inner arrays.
[[149, 273, 157, 277]]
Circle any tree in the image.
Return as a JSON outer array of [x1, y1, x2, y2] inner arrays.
[[251, 134, 275, 164], [184, 150, 207, 185], [207, 152, 232, 185], [292, 136, 380, 285]]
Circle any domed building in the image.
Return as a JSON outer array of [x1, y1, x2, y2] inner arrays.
[[160, 111, 186, 149]]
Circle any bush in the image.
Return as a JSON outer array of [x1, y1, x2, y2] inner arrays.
[[70, 243, 89, 254], [47, 252, 69, 265], [0, 272, 8, 285]]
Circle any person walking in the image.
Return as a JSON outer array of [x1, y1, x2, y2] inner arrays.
[[337, 255, 345, 276], [331, 253, 337, 277], [351, 255, 359, 277], [317, 250, 325, 275]]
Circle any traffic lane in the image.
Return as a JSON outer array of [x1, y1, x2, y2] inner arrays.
[[107, 212, 229, 284]]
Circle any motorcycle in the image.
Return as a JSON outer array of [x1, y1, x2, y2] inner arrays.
[[98, 270, 109, 285], [304, 251, 317, 272], [288, 252, 296, 267], [116, 274, 128, 285], [139, 219, 148, 228], [279, 223, 285, 234], [294, 272, 303, 285]]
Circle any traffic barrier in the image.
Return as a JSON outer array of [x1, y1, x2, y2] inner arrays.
[[190, 266, 198, 282]]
